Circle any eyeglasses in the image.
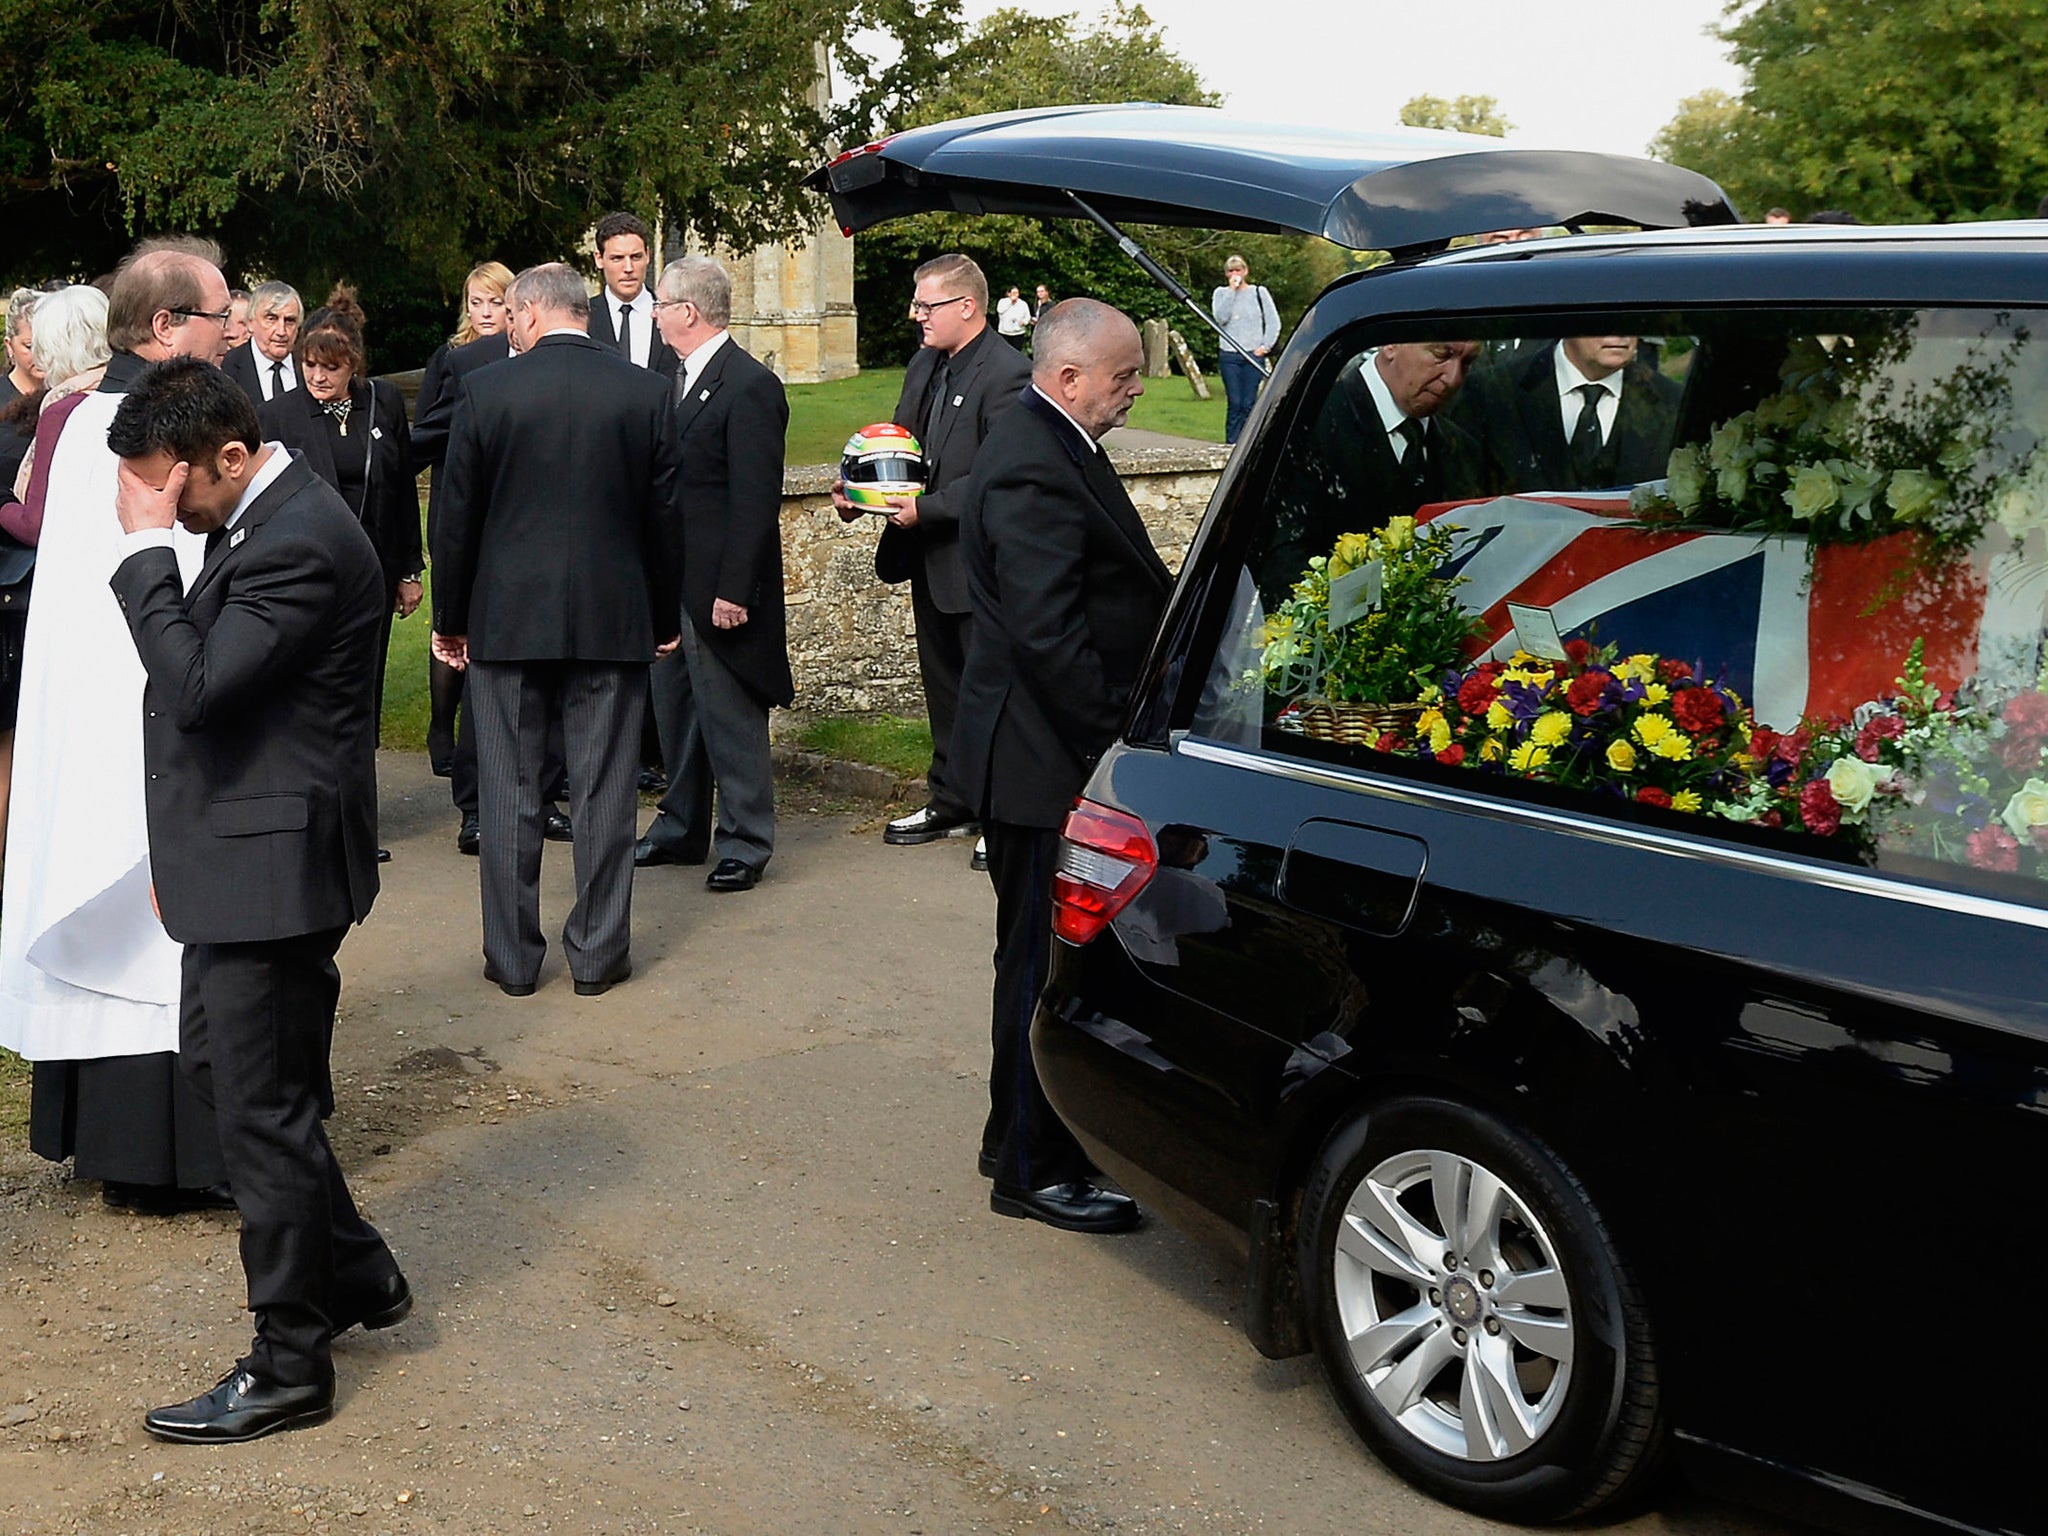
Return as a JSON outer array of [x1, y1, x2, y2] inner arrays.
[[909, 295, 971, 320], [168, 306, 233, 325], [650, 298, 695, 313]]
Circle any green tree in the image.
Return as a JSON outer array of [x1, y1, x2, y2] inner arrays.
[[0, 0, 960, 366], [1648, 0, 2048, 224], [852, 2, 1346, 369], [1398, 94, 1512, 138]]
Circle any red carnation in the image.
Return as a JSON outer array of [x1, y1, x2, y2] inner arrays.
[[1969, 824, 2021, 872], [1634, 786, 1672, 808], [1657, 658, 1694, 681], [1564, 638, 1593, 666], [1774, 728, 1810, 766], [1457, 672, 1499, 715], [1854, 713, 1905, 762], [1799, 778, 1841, 837], [1750, 727, 1781, 761], [2005, 690, 2048, 742], [1670, 687, 1725, 734], [1760, 809, 1783, 829], [1565, 670, 1613, 716], [1435, 745, 1466, 766], [1373, 731, 1405, 753]]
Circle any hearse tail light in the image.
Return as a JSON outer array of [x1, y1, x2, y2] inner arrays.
[[1053, 799, 1157, 945]]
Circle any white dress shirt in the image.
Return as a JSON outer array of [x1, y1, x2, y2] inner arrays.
[[1358, 354, 1427, 461], [680, 330, 731, 399], [248, 338, 296, 400], [122, 442, 291, 560], [1031, 385, 1100, 452], [1554, 342, 1627, 445], [605, 288, 656, 369]]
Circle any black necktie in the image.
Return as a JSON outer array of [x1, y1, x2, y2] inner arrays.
[[1570, 383, 1607, 483], [618, 303, 632, 360], [1394, 417, 1428, 483], [922, 359, 951, 472], [268, 360, 284, 398]]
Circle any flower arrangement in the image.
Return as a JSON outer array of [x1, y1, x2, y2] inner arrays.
[[1259, 517, 1483, 709], [1630, 331, 2019, 560], [1386, 640, 1757, 813]]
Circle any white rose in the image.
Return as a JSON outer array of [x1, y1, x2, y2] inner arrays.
[[1825, 756, 1883, 817], [2001, 777, 2048, 841]]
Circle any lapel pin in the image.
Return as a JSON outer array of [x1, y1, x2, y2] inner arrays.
[[699, 388, 711, 401], [229, 528, 248, 549], [952, 394, 964, 407]]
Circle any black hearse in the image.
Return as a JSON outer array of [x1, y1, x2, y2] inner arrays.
[[813, 106, 2047, 1535]]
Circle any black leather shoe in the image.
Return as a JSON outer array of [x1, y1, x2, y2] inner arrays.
[[495, 978, 536, 998], [333, 1270, 413, 1335], [970, 836, 989, 873], [103, 1181, 237, 1216], [990, 1181, 1141, 1233], [573, 963, 631, 997], [430, 757, 454, 779], [456, 813, 480, 855], [635, 835, 706, 868], [143, 1368, 334, 1444], [637, 767, 668, 793], [376, 848, 392, 864], [884, 805, 980, 845], [977, 1150, 998, 1180], [705, 858, 762, 892], [544, 808, 573, 842]]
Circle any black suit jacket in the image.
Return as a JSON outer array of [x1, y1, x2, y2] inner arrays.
[[223, 342, 297, 412], [260, 378, 421, 587], [588, 293, 679, 380], [410, 333, 511, 554], [434, 332, 682, 664], [676, 338, 794, 705], [110, 456, 384, 943], [879, 325, 1033, 613], [1261, 359, 1487, 599], [952, 389, 1174, 828], [1459, 345, 1682, 492]]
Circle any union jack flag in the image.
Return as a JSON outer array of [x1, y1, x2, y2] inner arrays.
[[1416, 495, 2043, 728]]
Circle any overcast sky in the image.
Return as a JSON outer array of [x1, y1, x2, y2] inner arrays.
[[951, 0, 1745, 159]]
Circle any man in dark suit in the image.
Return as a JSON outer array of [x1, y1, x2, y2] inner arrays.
[[836, 253, 1031, 855], [1455, 335, 1682, 493], [586, 211, 679, 380], [637, 255, 792, 891], [1261, 340, 1485, 600], [433, 263, 682, 996], [953, 299, 1172, 1234], [221, 281, 303, 409], [107, 358, 409, 1443]]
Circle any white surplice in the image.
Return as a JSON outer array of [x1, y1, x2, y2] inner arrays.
[[0, 388, 204, 1060]]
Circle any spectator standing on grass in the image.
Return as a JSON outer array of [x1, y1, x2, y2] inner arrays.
[[996, 285, 1031, 342], [1210, 254, 1279, 445]]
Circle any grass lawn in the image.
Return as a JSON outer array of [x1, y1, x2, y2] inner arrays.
[[784, 363, 1227, 465], [0, 1046, 29, 1141], [795, 713, 933, 780]]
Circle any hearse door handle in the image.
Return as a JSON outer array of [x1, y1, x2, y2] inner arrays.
[[1277, 819, 1428, 938]]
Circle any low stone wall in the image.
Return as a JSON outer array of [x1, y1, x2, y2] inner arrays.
[[781, 440, 1229, 716]]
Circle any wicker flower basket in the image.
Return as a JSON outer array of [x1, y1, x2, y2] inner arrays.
[[1292, 700, 1428, 745]]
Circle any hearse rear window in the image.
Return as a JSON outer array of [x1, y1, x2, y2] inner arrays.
[[1191, 307, 2048, 905]]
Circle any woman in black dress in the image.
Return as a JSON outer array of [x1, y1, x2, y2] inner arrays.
[[258, 287, 420, 859]]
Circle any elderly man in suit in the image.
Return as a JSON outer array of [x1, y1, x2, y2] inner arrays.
[[953, 298, 1172, 1234], [107, 357, 408, 1443], [222, 281, 303, 408], [433, 263, 682, 996], [837, 253, 1030, 861], [637, 255, 791, 891], [1457, 334, 1682, 493]]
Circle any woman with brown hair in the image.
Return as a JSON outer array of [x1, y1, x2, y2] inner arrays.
[[258, 285, 420, 859], [413, 261, 513, 778]]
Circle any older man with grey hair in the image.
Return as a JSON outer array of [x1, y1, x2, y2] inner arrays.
[[223, 279, 303, 407], [637, 255, 791, 891], [432, 261, 683, 997]]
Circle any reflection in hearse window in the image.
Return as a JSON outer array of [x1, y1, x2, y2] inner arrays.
[[1193, 307, 2048, 907]]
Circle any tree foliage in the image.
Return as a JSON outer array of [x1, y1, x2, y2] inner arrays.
[[0, 0, 960, 366], [1649, 0, 2048, 224], [1398, 94, 1512, 138], [851, 2, 1348, 370]]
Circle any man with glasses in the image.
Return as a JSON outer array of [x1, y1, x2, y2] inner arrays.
[[835, 252, 1030, 868], [3, 237, 238, 1220], [223, 281, 303, 408]]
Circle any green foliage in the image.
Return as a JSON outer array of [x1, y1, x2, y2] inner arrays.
[[1648, 0, 2048, 224], [796, 714, 934, 779], [1398, 94, 1512, 138], [851, 2, 1347, 370], [0, 0, 962, 368]]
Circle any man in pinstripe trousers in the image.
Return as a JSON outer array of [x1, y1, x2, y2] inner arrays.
[[431, 263, 683, 997]]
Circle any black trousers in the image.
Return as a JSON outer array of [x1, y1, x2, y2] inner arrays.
[[911, 578, 974, 822], [983, 820, 1093, 1190], [179, 928, 397, 1386], [645, 644, 714, 859]]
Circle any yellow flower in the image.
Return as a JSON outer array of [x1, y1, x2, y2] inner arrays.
[[1329, 531, 1375, 578], [1429, 718, 1453, 753], [1610, 659, 1638, 682], [1509, 740, 1552, 773], [1605, 739, 1638, 773], [1382, 515, 1417, 552], [1486, 700, 1513, 732], [1530, 711, 1572, 747], [1627, 653, 1657, 673], [1417, 681, 1442, 705], [1672, 790, 1703, 813], [1730, 752, 1756, 773], [1634, 713, 1673, 748], [1653, 733, 1693, 761], [1414, 707, 1445, 739], [1642, 682, 1670, 706], [1481, 736, 1506, 762]]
